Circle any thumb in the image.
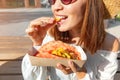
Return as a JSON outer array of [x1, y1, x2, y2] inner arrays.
[[44, 18, 56, 30], [68, 60, 80, 73], [68, 60, 86, 79]]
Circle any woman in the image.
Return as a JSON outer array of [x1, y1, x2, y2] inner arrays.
[[22, 0, 120, 80]]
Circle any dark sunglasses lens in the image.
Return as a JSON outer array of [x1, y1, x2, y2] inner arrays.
[[62, 0, 72, 5], [48, 0, 55, 5], [48, 0, 72, 5]]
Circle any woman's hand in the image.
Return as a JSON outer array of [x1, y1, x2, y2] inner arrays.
[[57, 60, 86, 79], [26, 17, 56, 46]]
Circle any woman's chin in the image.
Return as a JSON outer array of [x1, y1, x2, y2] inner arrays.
[[58, 27, 68, 32]]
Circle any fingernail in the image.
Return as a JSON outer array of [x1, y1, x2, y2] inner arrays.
[[57, 63, 63, 69], [34, 28, 38, 31], [69, 60, 73, 65]]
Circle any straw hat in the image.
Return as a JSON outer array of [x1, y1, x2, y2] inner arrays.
[[103, 0, 120, 19]]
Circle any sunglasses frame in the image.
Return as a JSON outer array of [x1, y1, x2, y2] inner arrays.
[[48, 0, 76, 5]]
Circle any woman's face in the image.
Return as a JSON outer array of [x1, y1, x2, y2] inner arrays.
[[51, 0, 87, 32]]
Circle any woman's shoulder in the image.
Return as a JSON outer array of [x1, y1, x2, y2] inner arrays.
[[101, 32, 120, 52]]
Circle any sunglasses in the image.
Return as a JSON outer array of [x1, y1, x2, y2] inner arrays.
[[48, 0, 76, 5]]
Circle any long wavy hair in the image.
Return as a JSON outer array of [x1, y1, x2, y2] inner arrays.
[[49, 0, 106, 54]]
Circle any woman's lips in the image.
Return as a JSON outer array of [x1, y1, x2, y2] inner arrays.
[[55, 16, 68, 24]]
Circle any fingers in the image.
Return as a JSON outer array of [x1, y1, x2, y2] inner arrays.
[[25, 17, 56, 46], [26, 17, 56, 36], [56, 61, 83, 75], [57, 63, 73, 75], [56, 61, 77, 75], [68, 61, 87, 79], [30, 17, 56, 28], [68, 60, 81, 73], [26, 27, 35, 36]]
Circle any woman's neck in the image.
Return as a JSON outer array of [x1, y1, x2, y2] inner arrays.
[[69, 29, 80, 37], [68, 30, 81, 45]]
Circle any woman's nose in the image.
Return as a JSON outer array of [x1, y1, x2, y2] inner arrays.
[[52, 0, 63, 11]]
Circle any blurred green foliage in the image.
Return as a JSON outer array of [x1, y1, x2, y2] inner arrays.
[[115, 12, 120, 21]]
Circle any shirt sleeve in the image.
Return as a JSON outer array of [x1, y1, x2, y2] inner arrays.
[[21, 34, 54, 80], [21, 54, 48, 80], [83, 51, 119, 80], [97, 51, 119, 80]]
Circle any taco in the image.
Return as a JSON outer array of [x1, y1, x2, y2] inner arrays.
[[35, 41, 81, 60]]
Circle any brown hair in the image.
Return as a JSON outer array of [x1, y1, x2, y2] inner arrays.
[[49, 0, 106, 54]]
